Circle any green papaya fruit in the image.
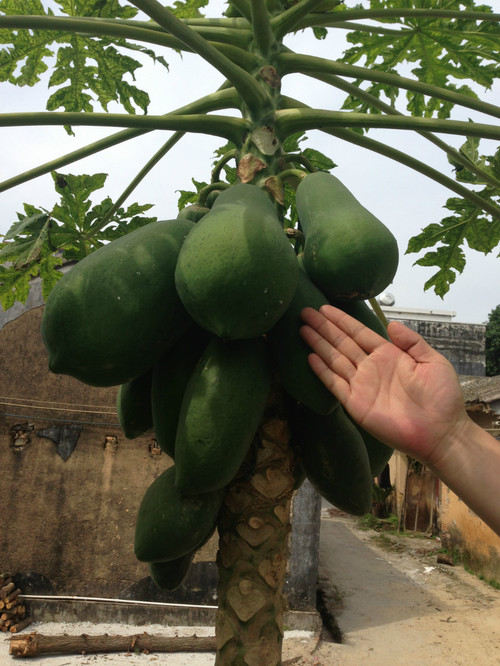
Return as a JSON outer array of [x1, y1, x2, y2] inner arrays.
[[151, 327, 209, 458], [178, 204, 210, 222], [345, 411, 393, 478], [333, 299, 389, 339], [175, 336, 272, 495], [291, 403, 372, 516], [134, 465, 223, 563], [268, 267, 338, 415], [175, 184, 299, 340], [148, 551, 195, 591], [116, 368, 154, 439], [42, 219, 195, 387], [147, 519, 216, 590], [296, 171, 398, 301]]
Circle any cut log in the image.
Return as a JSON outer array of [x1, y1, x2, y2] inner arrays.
[[9, 632, 217, 658], [0, 582, 15, 599], [9, 618, 33, 633], [5, 588, 21, 604]]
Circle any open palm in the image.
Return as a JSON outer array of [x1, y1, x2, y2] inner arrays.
[[300, 305, 469, 465]]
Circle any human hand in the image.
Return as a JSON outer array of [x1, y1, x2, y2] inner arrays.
[[300, 305, 469, 467]]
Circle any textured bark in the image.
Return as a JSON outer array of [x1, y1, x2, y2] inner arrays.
[[215, 386, 298, 666], [9, 632, 216, 657]]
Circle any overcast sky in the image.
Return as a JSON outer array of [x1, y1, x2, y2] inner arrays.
[[1, 2, 500, 324]]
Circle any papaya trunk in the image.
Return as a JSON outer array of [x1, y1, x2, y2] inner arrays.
[[215, 385, 296, 666]]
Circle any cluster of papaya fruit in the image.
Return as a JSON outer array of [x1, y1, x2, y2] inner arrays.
[[41, 170, 398, 590]]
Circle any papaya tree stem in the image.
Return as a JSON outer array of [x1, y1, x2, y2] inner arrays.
[[0, 14, 252, 50], [212, 150, 238, 183], [0, 87, 241, 193], [215, 386, 296, 666], [250, 0, 276, 58], [369, 298, 389, 330], [276, 52, 500, 121], [303, 66, 500, 190], [295, 7, 500, 25], [0, 112, 248, 144], [129, 0, 270, 117], [228, 0, 253, 22], [274, 108, 500, 143], [272, 0, 341, 40]]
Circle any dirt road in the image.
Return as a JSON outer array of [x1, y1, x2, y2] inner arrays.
[[305, 509, 500, 665]]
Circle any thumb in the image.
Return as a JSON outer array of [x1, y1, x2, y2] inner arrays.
[[387, 321, 438, 364]]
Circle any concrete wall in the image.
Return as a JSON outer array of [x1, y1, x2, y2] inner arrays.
[[387, 318, 486, 376], [439, 485, 500, 584]]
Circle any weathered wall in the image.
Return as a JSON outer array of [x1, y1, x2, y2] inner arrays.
[[388, 318, 486, 376], [0, 305, 214, 597], [439, 486, 500, 584]]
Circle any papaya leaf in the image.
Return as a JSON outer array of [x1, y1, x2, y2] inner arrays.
[[340, 0, 500, 119], [51, 171, 109, 233], [39, 251, 65, 302], [448, 134, 500, 186], [0, 0, 165, 127], [168, 0, 209, 19], [0, 261, 40, 311], [407, 184, 500, 296], [282, 132, 307, 153], [302, 147, 336, 171], [0, 170, 156, 309], [3, 212, 50, 241], [177, 177, 209, 209]]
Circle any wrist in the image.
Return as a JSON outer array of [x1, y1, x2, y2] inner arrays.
[[426, 414, 478, 481]]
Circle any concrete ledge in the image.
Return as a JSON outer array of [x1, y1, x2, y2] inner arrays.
[[21, 596, 322, 633]]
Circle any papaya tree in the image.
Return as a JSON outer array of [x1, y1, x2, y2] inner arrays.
[[1, 1, 500, 665]]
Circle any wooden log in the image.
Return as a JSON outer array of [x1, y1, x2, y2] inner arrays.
[[10, 618, 32, 633], [5, 588, 21, 604], [2, 605, 26, 619], [0, 582, 15, 599], [9, 632, 217, 658], [6, 599, 21, 610]]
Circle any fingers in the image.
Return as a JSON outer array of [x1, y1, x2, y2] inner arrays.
[[300, 320, 360, 384], [307, 351, 351, 404], [301, 305, 388, 357], [387, 321, 440, 364]]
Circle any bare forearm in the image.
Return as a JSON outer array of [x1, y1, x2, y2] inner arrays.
[[426, 417, 500, 537]]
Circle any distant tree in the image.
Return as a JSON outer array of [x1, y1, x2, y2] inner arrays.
[[486, 305, 500, 376]]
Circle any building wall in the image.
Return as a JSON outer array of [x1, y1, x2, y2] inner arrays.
[[387, 318, 486, 376], [0, 304, 209, 598], [388, 409, 500, 585]]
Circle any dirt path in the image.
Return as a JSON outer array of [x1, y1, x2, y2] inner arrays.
[[305, 510, 500, 665]]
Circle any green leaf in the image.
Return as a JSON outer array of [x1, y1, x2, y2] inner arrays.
[[0, 262, 40, 311], [3, 212, 50, 241], [0, 0, 163, 118], [407, 185, 500, 296], [168, 0, 209, 19], [282, 132, 307, 153], [302, 147, 336, 171], [177, 177, 209, 209], [0, 170, 156, 309], [340, 0, 500, 119]]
